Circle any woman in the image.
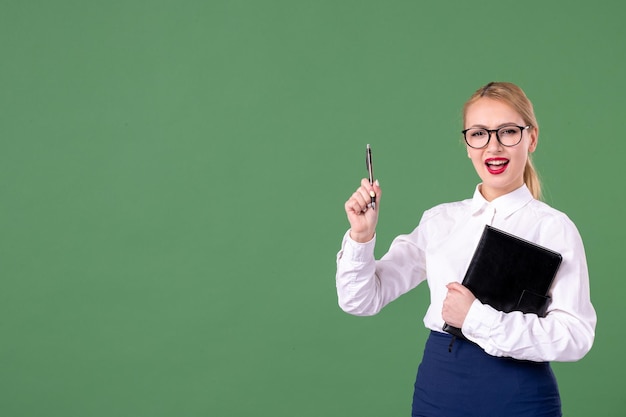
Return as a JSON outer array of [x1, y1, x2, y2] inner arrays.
[[335, 82, 596, 417]]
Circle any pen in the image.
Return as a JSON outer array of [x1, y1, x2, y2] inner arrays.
[[366, 144, 376, 210]]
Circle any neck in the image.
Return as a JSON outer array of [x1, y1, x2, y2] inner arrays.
[[479, 183, 524, 202]]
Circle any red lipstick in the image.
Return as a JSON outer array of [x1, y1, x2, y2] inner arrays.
[[485, 158, 509, 174]]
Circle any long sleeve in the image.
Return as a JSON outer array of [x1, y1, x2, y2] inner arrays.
[[462, 215, 597, 362], [335, 229, 427, 316]]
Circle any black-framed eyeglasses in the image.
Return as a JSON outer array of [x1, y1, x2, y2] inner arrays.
[[462, 125, 531, 149]]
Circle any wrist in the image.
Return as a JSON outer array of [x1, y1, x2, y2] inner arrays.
[[349, 230, 375, 243]]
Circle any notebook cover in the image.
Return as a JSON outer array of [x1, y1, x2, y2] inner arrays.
[[443, 225, 563, 339]]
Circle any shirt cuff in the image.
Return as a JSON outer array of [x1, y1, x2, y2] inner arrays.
[[339, 230, 376, 263], [462, 299, 500, 340]]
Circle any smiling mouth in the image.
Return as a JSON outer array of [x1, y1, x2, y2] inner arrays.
[[485, 159, 509, 174]]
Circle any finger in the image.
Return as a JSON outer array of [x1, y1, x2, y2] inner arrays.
[[353, 188, 370, 210], [355, 183, 373, 203], [345, 197, 365, 215], [444, 284, 462, 299], [447, 283, 474, 300], [359, 178, 376, 196], [360, 177, 373, 188], [373, 179, 381, 202], [346, 191, 369, 214], [358, 178, 380, 209]]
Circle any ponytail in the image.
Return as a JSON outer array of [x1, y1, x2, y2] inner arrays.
[[524, 157, 542, 200]]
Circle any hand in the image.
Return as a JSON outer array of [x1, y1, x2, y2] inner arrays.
[[442, 282, 476, 328], [344, 178, 381, 243]]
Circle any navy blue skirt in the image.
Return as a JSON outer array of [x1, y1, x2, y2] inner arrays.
[[412, 331, 561, 417]]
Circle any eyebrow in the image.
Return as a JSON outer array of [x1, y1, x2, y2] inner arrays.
[[468, 123, 521, 129]]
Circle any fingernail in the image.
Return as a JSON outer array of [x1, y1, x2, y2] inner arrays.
[[375, 179, 380, 186]]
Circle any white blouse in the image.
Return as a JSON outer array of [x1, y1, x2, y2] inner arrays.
[[336, 184, 596, 362]]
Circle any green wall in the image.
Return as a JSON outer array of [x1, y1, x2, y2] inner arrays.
[[2, 1, 624, 416]]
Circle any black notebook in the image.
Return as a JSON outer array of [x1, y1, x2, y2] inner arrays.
[[443, 225, 563, 339]]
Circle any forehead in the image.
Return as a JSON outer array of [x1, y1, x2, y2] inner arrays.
[[465, 98, 524, 127]]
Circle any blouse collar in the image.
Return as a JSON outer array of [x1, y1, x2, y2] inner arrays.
[[470, 184, 535, 219]]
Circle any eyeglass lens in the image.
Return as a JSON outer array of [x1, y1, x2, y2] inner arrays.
[[464, 126, 523, 148]]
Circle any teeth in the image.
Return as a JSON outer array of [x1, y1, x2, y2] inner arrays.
[[487, 160, 507, 166]]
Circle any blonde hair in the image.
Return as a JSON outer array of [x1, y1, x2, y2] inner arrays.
[[463, 82, 542, 200]]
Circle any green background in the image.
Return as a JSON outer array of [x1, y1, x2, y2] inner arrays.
[[2, 1, 624, 416]]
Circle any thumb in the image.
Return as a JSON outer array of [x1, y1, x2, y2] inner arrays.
[[372, 179, 382, 208]]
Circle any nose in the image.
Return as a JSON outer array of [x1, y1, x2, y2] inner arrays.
[[486, 130, 503, 152]]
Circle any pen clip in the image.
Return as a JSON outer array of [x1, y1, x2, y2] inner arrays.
[[366, 144, 373, 184]]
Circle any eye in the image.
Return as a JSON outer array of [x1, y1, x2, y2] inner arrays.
[[470, 129, 487, 138], [499, 126, 520, 137]]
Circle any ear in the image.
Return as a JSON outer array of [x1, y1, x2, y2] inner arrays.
[[528, 126, 538, 153]]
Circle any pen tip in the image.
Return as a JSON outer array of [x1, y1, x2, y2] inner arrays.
[[367, 143, 371, 149]]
